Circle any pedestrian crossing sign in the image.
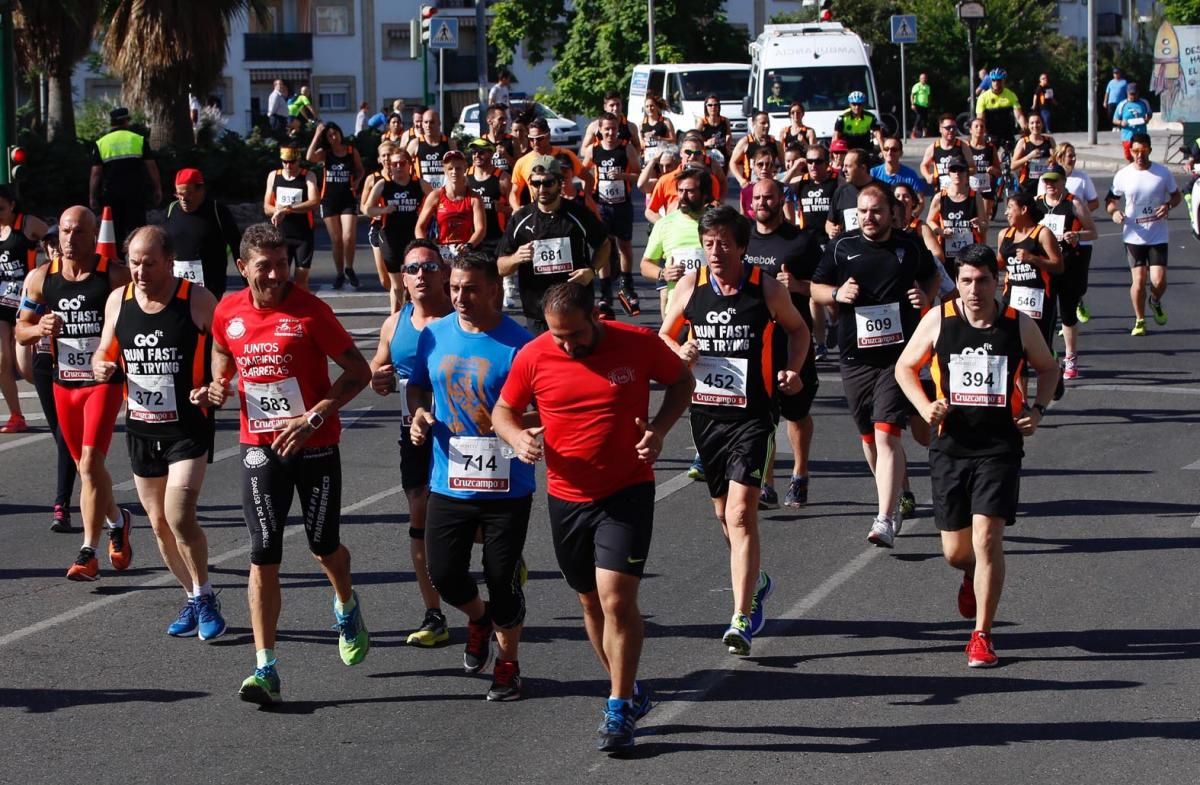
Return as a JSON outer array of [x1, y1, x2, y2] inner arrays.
[[890, 15, 917, 44], [430, 17, 458, 49]]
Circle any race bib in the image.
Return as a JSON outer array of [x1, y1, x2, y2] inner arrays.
[[56, 336, 99, 382], [948, 353, 1009, 407], [0, 281, 19, 308], [440, 244, 466, 262], [1127, 115, 1146, 127], [393, 375, 412, 427], [1129, 198, 1160, 225], [692, 356, 748, 408], [1010, 286, 1045, 320], [1040, 213, 1067, 240], [448, 435, 511, 492], [597, 178, 626, 203], [842, 207, 861, 231], [1027, 156, 1050, 177], [970, 173, 991, 191], [173, 259, 205, 287], [424, 173, 446, 189], [670, 247, 705, 274], [1192, 164, 1200, 175], [532, 236, 574, 275], [938, 174, 952, 190], [276, 186, 303, 207], [946, 228, 973, 255], [244, 377, 305, 433], [854, 302, 904, 348], [127, 374, 179, 423], [1044, 88, 1054, 100]]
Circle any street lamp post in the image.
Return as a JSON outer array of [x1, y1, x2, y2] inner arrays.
[[957, 1, 986, 119], [648, 0, 655, 65]]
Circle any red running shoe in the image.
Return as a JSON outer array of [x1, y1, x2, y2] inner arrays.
[[107, 508, 134, 571], [966, 630, 998, 668], [957, 574, 976, 619], [67, 548, 99, 581], [0, 414, 27, 433]]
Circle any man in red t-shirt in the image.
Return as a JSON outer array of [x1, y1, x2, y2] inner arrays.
[[202, 223, 371, 705], [492, 282, 693, 752]]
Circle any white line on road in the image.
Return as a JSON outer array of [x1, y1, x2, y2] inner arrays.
[[1184, 459, 1200, 471], [0, 432, 51, 454], [1192, 513, 1200, 528], [1079, 384, 1200, 396]]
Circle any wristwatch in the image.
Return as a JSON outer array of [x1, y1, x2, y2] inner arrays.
[[832, 287, 841, 303], [1030, 403, 1047, 417], [305, 410, 325, 429]]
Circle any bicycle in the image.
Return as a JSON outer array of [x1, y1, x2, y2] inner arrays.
[[988, 133, 1018, 221]]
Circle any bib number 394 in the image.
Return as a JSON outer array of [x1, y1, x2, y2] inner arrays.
[[948, 353, 1009, 407], [532, 236, 574, 275], [448, 436, 511, 492], [854, 302, 904, 348], [244, 378, 305, 433], [692, 356, 748, 408]]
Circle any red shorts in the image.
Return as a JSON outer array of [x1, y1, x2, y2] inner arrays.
[[53, 383, 124, 462], [1122, 140, 1133, 162]]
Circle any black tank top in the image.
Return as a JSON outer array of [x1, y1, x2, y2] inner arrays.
[[1035, 193, 1081, 252], [115, 280, 210, 438], [0, 215, 38, 310], [700, 116, 729, 149], [967, 142, 995, 193], [271, 170, 314, 239], [683, 265, 774, 422], [999, 225, 1055, 339], [416, 136, 450, 186], [467, 173, 503, 241], [744, 135, 779, 177], [43, 256, 118, 388], [1020, 138, 1054, 185], [783, 125, 811, 149], [321, 149, 354, 201], [379, 179, 425, 251], [931, 140, 967, 185], [641, 117, 670, 141], [931, 298, 1025, 456], [932, 190, 981, 256], [489, 135, 516, 173], [590, 144, 632, 205]]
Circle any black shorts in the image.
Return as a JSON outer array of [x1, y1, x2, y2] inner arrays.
[[286, 232, 315, 270], [127, 430, 213, 478], [929, 450, 1021, 531], [398, 425, 433, 491], [548, 482, 655, 593], [0, 304, 15, 324], [776, 350, 819, 422], [368, 223, 382, 249], [1056, 245, 1092, 328], [320, 191, 358, 218], [840, 362, 913, 436], [599, 200, 634, 242], [241, 444, 342, 565], [691, 412, 774, 499], [1126, 242, 1167, 268]]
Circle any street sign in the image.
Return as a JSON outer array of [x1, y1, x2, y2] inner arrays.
[[891, 15, 918, 44], [429, 17, 458, 50]]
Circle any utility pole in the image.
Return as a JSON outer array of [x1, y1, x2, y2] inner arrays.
[[0, 1, 15, 186], [647, 0, 655, 65], [476, 1, 488, 108], [1087, 0, 1097, 145]]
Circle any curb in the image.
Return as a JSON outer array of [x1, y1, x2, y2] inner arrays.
[[1073, 157, 1127, 174]]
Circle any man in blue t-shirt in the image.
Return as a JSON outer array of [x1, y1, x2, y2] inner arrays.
[[1113, 83, 1152, 161], [871, 137, 933, 212], [1104, 67, 1129, 130], [407, 251, 535, 703]]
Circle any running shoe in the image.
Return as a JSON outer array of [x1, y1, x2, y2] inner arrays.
[[597, 698, 637, 753], [107, 508, 133, 571], [814, 343, 828, 362], [333, 592, 370, 665], [784, 475, 809, 508], [464, 612, 494, 673], [722, 612, 752, 656], [597, 300, 616, 321], [632, 681, 652, 720], [758, 485, 779, 510], [0, 414, 27, 433], [957, 574, 976, 620], [966, 630, 998, 668], [486, 659, 522, 701], [1053, 373, 1066, 402], [1062, 353, 1079, 381], [333, 272, 346, 290], [67, 547, 99, 581], [749, 571, 774, 636], [867, 515, 895, 548], [1075, 300, 1090, 324], [1149, 298, 1167, 326], [617, 281, 641, 316], [196, 592, 227, 641], [1131, 319, 1146, 337], [898, 490, 917, 519], [686, 454, 705, 482], [345, 268, 360, 288], [50, 504, 73, 533], [167, 598, 198, 637], [406, 608, 450, 647], [239, 664, 282, 705]]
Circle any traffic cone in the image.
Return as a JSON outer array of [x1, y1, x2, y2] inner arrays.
[[97, 206, 117, 263]]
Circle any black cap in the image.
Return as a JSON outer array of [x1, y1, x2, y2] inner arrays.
[[110, 107, 130, 124], [946, 157, 969, 172], [1042, 163, 1067, 181]]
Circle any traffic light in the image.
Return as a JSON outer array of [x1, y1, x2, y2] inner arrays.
[[7, 145, 25, 181], [420, 5, 437, 43]]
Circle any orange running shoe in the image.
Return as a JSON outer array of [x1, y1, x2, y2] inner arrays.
[[107, 508, 134, 571], [67, 548, 99, 581]]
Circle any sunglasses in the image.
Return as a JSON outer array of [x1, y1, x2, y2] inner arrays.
[[529, 178, 560, 188], [883, 147, 901, 152], [528, 135, 549, 142], [942, 125, 957, 131], [402, 261, 441, 274], [280, 159, 299, 165], [806, 158, 825, 164], [681, 149, 702, 156], [705, 103, 719, 107]]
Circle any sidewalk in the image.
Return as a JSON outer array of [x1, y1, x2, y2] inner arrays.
[[1053, 128, 1183, 174]]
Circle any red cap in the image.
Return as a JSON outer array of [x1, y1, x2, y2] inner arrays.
[[175, 168, 205, 186], [829, 139, 849, 153]]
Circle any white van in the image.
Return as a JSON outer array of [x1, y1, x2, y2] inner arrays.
[[744, 23, 880, 142], [628, 63, 751, 142]]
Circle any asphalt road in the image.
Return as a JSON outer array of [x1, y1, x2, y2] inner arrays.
[[3, 173, 1200, 784]]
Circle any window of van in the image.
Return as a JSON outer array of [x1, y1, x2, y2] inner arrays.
[[676, 70, 747, 102], [763, 66, 876, 113]]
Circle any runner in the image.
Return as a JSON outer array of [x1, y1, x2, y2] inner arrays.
[[870, 137, 933, 210], [368, 239, 453, 646], [658, 205, 811, 656], [307, 122, 365, 289], [639, 94, 676, 163], [696, 94, 732, 166], [910, 73, 931, 138], [361, 141, 399, 309], [1011, 113, 1055, 195], [926, 159, 987, 266], [481, 104, 518, 174], [790, 144, 838, 361], [921, 114, 972, 190], [782, 102, 817, 151], [1112, 84, 1152, 162], [1038, 143, 1100, 324], [408, 109, 457, 189], [493, 281, 693, 750], [1035, 164, 1097, 379], [466, 138, 513, 259], [15, 206, 133, 580], [825, 149, 880, 238], [582, 91, 642, 154], [1105, 133, 1180, 336], [510, 119, 591, 209], [406, 251, 535, 701], [0, 185, 46, 433], [645, 136, 724, 223], [832, 93, 884, 162], [364, 147, 432, 312], [997, 191, 1064, 354], [730, 112, 783, 189], [583, 112, 642, 316], [497, 157, 609, 334], [895, 243, 1060, 668], [263, 146, 320, 290], [965, 117, 1002, 219], [162, 168, 242, 297], [638, 146, 679, 206], [415, 150, 486, 259], [93, 225, 226, 639], [811, 184, 940, 547], [639, 166, 709, 317], [206, 223, 372, 705], [744, 178, 822, 510]]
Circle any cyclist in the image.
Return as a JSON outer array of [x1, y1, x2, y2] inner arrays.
[[974, 69, 1026, 154], [833, 92, 884, 163]]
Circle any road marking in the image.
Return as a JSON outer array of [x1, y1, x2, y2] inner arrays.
[[654, 470, 694, 502], [1079, 384, 1200, 396], [1192, 513, 1200, 528], [1184, 459, 1200, 471], [0, 432, 51, 454]]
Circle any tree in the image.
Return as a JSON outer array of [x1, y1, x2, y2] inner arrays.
[[100, 0, 268, 149], [491, 0, 748, 117], [1162, 0, 1200, 24], [14, 0, 103, 142]]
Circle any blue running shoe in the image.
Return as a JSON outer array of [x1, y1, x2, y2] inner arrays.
[[333, 592, 370, 665], [238, 664, 281, 705], [597, 698, 637, 752], [632, 680, 652, 720], [749, 571, 774, 636], [687, 454, 705, 482], [196, 592, 227, 641], [723, 612, 752, 656], [167, 598, 198, 637]]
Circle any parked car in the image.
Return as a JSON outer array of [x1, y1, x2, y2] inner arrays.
[[454, 100, 582, 149]]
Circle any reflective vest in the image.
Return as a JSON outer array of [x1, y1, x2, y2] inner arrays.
[[95, 129, 146, 164], [840, 112, 875, 137]]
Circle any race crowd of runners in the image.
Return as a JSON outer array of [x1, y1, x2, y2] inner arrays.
[[0, 64, 1185, 754]]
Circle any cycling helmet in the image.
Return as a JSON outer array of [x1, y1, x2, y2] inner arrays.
[[848, 91, 866, 105], [989, 68, 1007, 81]]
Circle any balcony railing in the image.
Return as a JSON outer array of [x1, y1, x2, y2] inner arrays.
[[244, 33, 313, 62]]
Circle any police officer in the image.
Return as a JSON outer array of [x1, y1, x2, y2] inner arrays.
[[89, 107, 162, 253]]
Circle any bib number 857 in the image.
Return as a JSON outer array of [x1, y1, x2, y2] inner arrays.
[[63, 351, 90, 367]]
